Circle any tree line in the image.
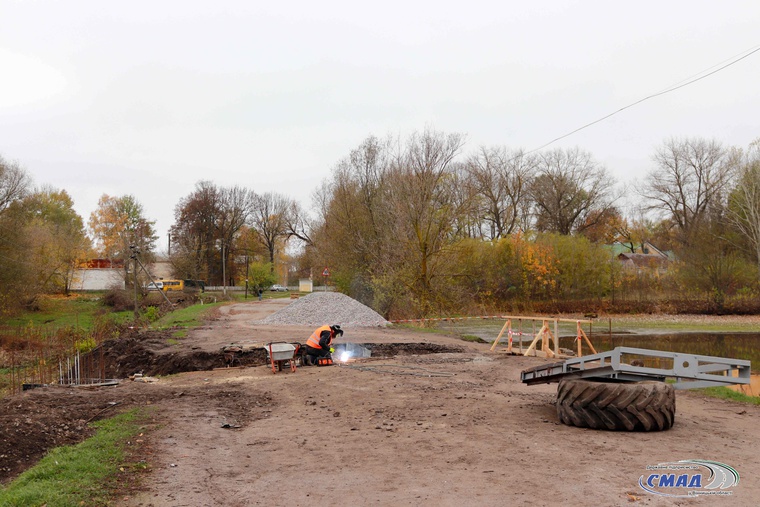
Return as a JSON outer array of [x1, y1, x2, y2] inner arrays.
[[1, 129, 758, 318], [306, 131, 760, 317]]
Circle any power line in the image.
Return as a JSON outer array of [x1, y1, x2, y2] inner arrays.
[[525, 44, 760, 154]]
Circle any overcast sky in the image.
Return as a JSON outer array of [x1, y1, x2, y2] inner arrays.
[[2, 1, 759, 252]]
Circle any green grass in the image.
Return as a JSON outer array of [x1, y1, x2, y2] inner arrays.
[[394, 323, 444, 333], [3, 294, 132, 331], [696, 386, 760, 405], [604, 319, 760, 334], [393, 323, 492, 344], [200, 290, 296, 301], [227, 290, 300, 301], [0, 409, 145, 506], [151, 300, 225, 329]]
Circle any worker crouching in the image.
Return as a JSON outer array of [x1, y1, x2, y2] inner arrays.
[[303, 324, 343, 366]]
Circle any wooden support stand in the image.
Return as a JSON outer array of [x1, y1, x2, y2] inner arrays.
[[523, 320, 558, 358], [489, 315, 596, 359]]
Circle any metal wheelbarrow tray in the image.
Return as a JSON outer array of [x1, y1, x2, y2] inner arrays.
[[266, 342, 300, 373]]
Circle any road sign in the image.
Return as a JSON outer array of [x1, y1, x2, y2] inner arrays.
[[322, 267, 330, 277]]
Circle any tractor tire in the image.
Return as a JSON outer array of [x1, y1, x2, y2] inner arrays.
[[556, 379, 675, 431]]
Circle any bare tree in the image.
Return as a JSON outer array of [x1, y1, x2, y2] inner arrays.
[[0, 156, 32, 305], [387, 129, 466, 301], [639, 137, 738, 244], [727, 138, 760, 275], [170, 182, 254, 284], [250, 192, 291, 267], [313, 135, 394, 275], [310, 130, 467, 314], [284, 200, 313, 246], [449, 162, 482, 238], [170, 181, 221, 281], [0, 156, 31, 212], [217, 186, 255, 284], [465, 146, 535, 239], [529, 147, 616, 235]]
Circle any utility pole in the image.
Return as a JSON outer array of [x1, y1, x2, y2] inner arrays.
[[134, 254, 173, 307], [130, 245, 139, 320], [245, 254, 249, 298], [221, 241, 227, 297]]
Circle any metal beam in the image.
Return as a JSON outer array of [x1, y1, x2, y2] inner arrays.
[[520, 346, 751, 389]]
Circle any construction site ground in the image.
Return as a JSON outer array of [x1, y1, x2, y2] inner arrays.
[[3, 299, 760, 506]]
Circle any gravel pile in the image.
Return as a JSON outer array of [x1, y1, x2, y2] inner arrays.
[[256, 292, 389, 327]]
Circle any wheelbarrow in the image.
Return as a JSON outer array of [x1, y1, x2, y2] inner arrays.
[[266, 342, 300, 374]]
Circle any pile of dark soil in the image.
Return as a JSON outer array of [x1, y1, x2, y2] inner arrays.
[[96, 329, 465, 379], [97, 329, 268, 378], [102, 338, 223, 377], [367, 343, 464, 356]]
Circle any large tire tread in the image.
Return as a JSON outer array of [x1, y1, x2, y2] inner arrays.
[[556, 379, 675, 431]]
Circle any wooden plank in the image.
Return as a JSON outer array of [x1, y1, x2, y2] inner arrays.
[[544, 324, 558, 359], [489, 319, 511, 352], [523, 324, 546, 357], [493, 315, 593, 324], [519, 319, 524, 354], [580, 328, 597, 354]]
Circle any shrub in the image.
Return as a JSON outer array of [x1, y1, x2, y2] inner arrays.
[[102, 289, 134, 312], [74, 336, 97, 353], [143, 306, 160, 322]]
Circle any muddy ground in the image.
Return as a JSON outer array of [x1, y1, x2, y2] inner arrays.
[[3, 299, 760, 506]]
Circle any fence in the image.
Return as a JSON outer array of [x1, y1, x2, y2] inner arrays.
[[0, 327, 114, 397]]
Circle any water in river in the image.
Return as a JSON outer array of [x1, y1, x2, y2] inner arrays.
[[558, 332, 760, 371], [561, 332, 760, 397]]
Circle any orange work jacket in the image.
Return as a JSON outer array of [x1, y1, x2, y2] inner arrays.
[[305, 325, 333, 349]]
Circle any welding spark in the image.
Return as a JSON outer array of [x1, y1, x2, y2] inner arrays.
[[340, 351, 351, 363]]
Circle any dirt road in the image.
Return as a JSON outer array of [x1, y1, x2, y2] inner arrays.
[[114, 300, 759, 507], [5, 299, 759, 506]]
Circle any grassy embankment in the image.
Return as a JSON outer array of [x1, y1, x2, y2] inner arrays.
[[0, 409, 147, 506], [151, 290, 298, 341], [3, 294, 132, 330], [696, 387, 760, 405], [149, 298, 226, 339], [0, 295, 240, 503], [1, 289, 279, 333]]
